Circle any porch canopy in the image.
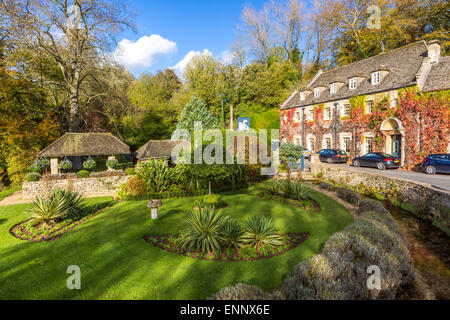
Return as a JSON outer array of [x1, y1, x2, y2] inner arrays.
[[136, 140, 180, 161], [37, 133, 131, 174]]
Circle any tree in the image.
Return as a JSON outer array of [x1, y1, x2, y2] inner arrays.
[[176, 96, 218, 131], [5, 0, 135, 132]]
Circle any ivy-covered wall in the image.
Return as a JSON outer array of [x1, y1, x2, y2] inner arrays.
[[281, 87, 450, 168]]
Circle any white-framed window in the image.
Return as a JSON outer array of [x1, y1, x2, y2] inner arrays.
[[330, 83, 337, 94], [314, 88, 321, 97], [343, 137, 352, 153], [342, 104, 351, 117], [307, 107, 314, 121], [294, 110, 301, 122], [293, 135, 301, 146], [372, 71, 381, 85], [325, 137, 332, 149], [307, 135, 315, 152], [365, 137, 374, 154], [365, 100, 374, 114], [324, 106, 332, 120], [349, 77, 357, 90]]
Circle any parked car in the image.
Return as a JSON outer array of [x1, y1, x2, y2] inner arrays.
[[318, 149, 349, 164], [352, 153, 400, 170], [421, 154, 450, 174]]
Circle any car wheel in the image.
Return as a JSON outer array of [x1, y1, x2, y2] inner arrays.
[[426, 165, 436, 175], [377, 162, 386, 170], [327, 158, 333, 164], [353, 160, 360, 167]]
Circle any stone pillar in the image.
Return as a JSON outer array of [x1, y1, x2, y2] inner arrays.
[[310, 154, 320, 176], [151, 208, 158, 220], [107, 156, 115, 171], [50, 158, 59, 175]]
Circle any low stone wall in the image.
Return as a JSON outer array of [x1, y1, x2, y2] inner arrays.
[[310, 158, 450, 234], [23, 175, 130, 200]]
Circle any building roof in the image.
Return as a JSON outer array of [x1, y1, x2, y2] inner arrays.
[[422, 56, 450, 92], [282, 41, 430, 110], [37, 133, 131, 158], [136, 140, 181, 160]]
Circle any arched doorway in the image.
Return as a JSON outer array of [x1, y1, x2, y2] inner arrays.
[[380, 118, 405, 166]]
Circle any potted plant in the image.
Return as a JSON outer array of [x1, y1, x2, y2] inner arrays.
[[106, 158, 119, 170], [58, 158, 72, 173], [83, 156, 96, 171], [30, 158, 50, 174]]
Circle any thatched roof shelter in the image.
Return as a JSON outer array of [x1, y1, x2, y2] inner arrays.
[[136, 140, 181, 161], [37, 133, 131, 158]]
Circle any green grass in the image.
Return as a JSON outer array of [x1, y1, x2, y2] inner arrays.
[[0, 185, 22, 202], [0, 188, 352, 300]]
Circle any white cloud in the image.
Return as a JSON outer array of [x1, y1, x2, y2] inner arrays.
[[170, 49, 212, 78], [113, 34, 177, 73], [219, 50, 234, 65]]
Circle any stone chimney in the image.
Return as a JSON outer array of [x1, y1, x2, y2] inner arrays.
[[427, 40, 441, 64]]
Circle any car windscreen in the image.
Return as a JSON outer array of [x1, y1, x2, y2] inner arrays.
[[337, 151, 347, 155]]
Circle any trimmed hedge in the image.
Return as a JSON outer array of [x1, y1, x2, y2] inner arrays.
[[336, 187, 361, 205], [211, 199, 413, 300], [24, 173, 41, 182], [76, 170, 90, 178]]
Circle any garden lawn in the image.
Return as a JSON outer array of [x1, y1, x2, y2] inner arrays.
[[0, 189, 352, 299], [0, 185, 22, 202]]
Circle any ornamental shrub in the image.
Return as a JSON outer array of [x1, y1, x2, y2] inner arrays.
[[241, 216, 283, 249], [123, 175, 147, 196], [336, 187, 361, 205], [209, 283, 271, 300], [198, 194, 227, 208], [125, 167, 136, 176], [280, 142, 304, 165], [25, 173, 41, 182], [76, 170, 90, 178]]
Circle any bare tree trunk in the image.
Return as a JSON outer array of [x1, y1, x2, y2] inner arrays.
[[69, 84, 81, 132]]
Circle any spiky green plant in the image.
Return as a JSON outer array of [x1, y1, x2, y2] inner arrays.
[[290, 183, 311, 201], [180, 207, 227, 253], [277, 179, 293, 198], [221, 219, 244, 249], [26, 190, 86, 225], [241, 216, 283, 249], [263, 180, 279, 195]]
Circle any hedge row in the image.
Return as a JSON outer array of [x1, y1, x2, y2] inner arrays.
[[212, 199, 413, 300]]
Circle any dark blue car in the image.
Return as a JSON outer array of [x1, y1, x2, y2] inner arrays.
[[421, 154, 450, 174], [352, 153, 400, 170]]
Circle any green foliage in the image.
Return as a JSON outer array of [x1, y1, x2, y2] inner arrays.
[[198, 194, 228, 209], [24, 173, 41, 182], [180, 207, 227, 254], [176, 96, 218, 131], [83, 158, 96, 170], [221, 219, 244, 249], [241, 216, 283, 249], [280, 142, 304, 164], [58, 159, 72, 170], [290, 183, 311, 201], [76, 170, 90, 178], [125, 167, 136, 176], [26, 189, 86, 224], [106, 158, 119, 169], [136, 160, 180, 193], [29, 158, 50, 173]]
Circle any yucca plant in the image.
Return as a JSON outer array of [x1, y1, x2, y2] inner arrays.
[[26, 190, 86, 226], [290, 183, 311, 201], [180, 206, 227, 254], [26, 196, 69, 227], [263, 180, 279, 195], [52, 189, 86, 218], [277, 180, 293, 198], [241, 216, 283, 249], [221, 219, 244, 249]]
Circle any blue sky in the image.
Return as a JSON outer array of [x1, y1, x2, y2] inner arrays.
[[113, 0, 264, 78]]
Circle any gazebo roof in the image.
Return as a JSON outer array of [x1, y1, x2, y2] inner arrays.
[[136, 140, 181, 161], [37, 133, 131, 158]]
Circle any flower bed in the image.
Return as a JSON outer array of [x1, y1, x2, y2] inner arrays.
[[10, 201, 115, 242], [144, 233, 309, 262]]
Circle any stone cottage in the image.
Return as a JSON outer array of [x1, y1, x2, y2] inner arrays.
[[280, 40, 450, 167]]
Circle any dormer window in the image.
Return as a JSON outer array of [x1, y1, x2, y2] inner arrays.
[[349, 77, 357, 90], [314, 88, 321, 97], [372, 71, 381, 85], [300, 93, 305, 101], [330, 83, 337, 94]]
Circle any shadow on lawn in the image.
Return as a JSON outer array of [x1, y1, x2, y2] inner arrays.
[[0, 219, 6, 225]]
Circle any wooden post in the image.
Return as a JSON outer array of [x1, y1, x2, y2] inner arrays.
[[50, 158, 59, 175], [229, 104, 234, 131]]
